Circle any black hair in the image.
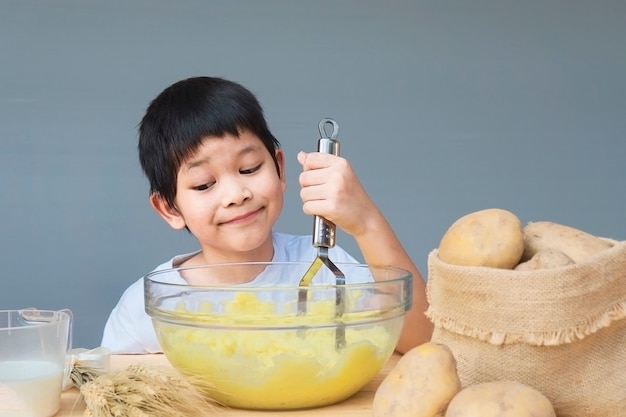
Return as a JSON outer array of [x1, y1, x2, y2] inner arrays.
[[138, 76, 281, 209]]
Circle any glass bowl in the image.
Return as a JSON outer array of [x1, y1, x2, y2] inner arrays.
[[144, 262, 412, 410]]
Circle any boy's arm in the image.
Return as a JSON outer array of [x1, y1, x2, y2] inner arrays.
[[298, 151, 433, 353], [350, 208, 434, 354]]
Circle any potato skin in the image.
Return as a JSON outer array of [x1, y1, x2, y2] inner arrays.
[[445, 380, 556, 417], [438, 208, 524, 269], [522, 221, 613, 263], [373, 342, 462, 417], [514, 248, 575, 270]]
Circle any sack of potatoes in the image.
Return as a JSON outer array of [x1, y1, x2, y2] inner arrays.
[[437, 208, 615, 270], [423, 208, 626, 417]]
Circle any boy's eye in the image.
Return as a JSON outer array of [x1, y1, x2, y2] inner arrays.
[[193, 182, 214, 191], [240, 164, 262, 175]]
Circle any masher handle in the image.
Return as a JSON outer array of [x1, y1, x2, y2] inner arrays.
[[313, 119, 341, 249]]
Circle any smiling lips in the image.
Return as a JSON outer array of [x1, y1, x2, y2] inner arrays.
[[221, 207, 263, 225]]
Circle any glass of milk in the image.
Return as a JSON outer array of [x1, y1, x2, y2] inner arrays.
[[0, 309, 73, 417]]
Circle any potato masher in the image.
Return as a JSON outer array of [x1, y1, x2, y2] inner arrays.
[[297, 118, 346, 350]]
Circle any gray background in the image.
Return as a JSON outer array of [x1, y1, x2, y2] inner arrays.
[[1, 1, 624, 349]]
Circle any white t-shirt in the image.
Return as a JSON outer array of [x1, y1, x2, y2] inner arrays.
[[101, 232, 360, 353]]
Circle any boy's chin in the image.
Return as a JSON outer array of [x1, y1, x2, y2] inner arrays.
[[222, 235, 273, 257]]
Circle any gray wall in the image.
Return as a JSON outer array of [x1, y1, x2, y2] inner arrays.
[[1, 1, 624, 349]]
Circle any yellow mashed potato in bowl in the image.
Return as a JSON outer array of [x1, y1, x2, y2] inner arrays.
[[146, 262, 411, 410]]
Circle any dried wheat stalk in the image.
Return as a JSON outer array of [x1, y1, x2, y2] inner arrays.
[[73, 363, 219, 417]]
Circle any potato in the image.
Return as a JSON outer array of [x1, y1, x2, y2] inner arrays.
[[522, 221, 613, 263], [445, 380, 556, 417], [514, 248, 575, 270], [438, 208, 524, 269], [373, 342, 461, 417]]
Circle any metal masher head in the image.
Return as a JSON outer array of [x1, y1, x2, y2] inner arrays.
[[297, 118, 346, 350]]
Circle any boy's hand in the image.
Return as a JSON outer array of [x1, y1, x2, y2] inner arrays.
[[297, 151, 375, 238], [298, 151, 434, 352]]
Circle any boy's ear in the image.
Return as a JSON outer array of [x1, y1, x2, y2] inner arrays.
[[149, 193, 186, 230], [275, 149, 287, 191]]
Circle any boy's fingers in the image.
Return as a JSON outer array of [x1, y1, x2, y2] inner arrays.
[[298, 151, 335, 170]]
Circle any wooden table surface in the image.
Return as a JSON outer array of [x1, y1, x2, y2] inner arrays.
[[57, 352, 400, 417]]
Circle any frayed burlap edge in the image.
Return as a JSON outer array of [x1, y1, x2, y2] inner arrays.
[[426, 299, 626, 346]]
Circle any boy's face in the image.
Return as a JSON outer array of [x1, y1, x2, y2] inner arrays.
[[151, 129, 286, 261]]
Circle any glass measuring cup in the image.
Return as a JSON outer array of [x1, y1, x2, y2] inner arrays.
[[0, 308, 73, 417]]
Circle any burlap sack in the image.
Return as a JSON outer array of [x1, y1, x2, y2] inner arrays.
[[426, 240, 626, 417]]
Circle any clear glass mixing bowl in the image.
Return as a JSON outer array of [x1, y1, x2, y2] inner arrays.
[[144, 261, 412, 410]]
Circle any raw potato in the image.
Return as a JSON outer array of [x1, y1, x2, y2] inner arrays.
[[438, 208, 524, 269], [522, 221, 613, 263], [373, 342, 461, 417], [445, 380, 556, 417], [514, 248, 575, 270]]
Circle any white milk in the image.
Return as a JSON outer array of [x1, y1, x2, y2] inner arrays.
[[0, 360, 63, 417]]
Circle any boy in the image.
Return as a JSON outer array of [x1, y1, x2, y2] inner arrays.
[[101, 76, 432, 354]]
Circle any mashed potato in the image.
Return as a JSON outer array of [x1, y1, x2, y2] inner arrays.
[[154, 293, 400, 409]]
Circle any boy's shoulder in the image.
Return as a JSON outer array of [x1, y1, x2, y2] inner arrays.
[[128, 251, 199, 290]]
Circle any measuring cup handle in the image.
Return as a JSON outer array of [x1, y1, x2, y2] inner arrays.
[[60, 309, 74, 390]]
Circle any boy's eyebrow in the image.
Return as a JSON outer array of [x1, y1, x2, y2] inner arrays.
[[184, 144, 263, 172]]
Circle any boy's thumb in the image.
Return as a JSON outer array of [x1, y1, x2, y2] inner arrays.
[[297, 151, 308, 166]]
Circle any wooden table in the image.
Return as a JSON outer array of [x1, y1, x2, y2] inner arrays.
[[57, 352, 400, 416]]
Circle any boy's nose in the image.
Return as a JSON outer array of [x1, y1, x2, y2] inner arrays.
[[222, 178, 252, 206]]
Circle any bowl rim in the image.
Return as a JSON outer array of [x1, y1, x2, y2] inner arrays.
[[143, 261, 412, 290]]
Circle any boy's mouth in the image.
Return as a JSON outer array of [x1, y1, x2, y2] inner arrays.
[[220, 208, 263, 226]]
